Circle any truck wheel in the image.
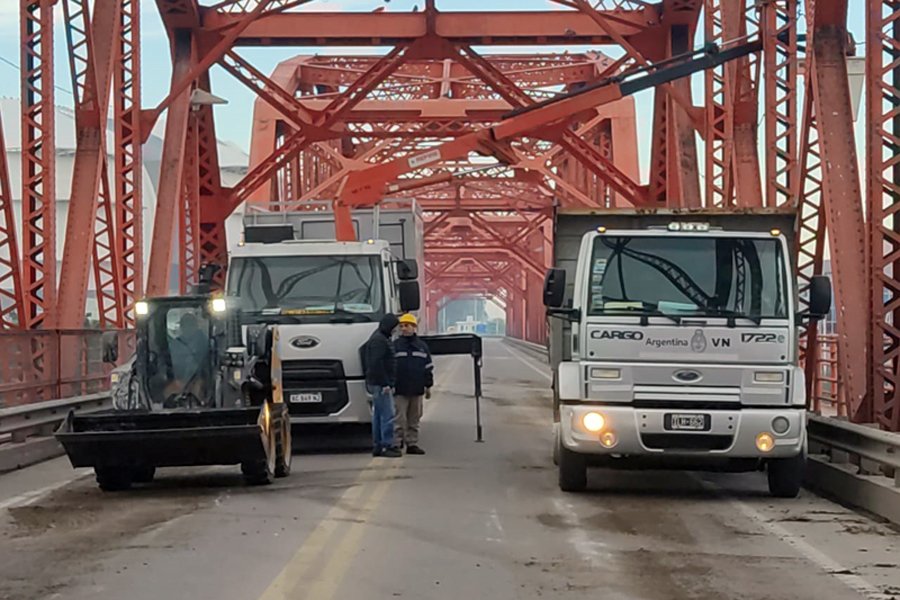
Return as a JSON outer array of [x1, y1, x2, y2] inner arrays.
[[767, 452, 805, 498], [95, 467, 133, 492], [558, 443, 587, 492], [132, 466, 156, 484], [275, 410, 292, 478]]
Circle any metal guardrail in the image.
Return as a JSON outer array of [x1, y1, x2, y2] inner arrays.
[[806, 414, 900, 525], [0, 392, 111, 473], [503, 337, 900, 525]]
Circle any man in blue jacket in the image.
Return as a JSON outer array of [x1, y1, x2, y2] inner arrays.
[[393, 313, 434, 454], [363, 313, 402, 458]]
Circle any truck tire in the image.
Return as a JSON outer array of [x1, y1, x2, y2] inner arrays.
[[275, 410, 292, 478], [95, 467, 133, 492], [558, 442, 587, 492], [767, 452, 805, 498], [132, 466, 156, 484]]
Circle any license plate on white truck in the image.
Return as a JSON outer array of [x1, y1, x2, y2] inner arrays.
[[290, 392, 323, 403], [666, 414, 709, 431]]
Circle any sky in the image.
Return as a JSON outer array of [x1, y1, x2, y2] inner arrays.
[[0, 1, 869, 180]]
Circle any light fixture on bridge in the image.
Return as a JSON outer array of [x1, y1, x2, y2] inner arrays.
[[190, 89, 228, 111]]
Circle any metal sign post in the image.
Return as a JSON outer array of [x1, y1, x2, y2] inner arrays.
[[420, 333, 485, 442]]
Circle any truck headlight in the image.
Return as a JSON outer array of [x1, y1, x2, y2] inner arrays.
[[582, 412, 606, 432], [754, 371, 784, 383], [590, 367, 621, 380]]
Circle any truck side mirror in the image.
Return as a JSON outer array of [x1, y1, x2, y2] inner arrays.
[[399, 280, 421, 312], [101, 331, 119, 364], [543, 268, 566, 308], [808, 275, 832, 320], [397, 259, 418, 281]]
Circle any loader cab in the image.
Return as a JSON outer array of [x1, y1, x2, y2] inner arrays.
[[133, 296, 228, 409]]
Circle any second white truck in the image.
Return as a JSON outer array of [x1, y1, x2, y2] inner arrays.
[[225, 204, 422, 426]]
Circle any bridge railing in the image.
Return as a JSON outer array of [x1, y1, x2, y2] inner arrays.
[[0, 330, 134, 408]]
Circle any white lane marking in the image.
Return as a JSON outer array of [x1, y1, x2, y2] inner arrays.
[[502, 342, 552, 382], [0, 470, 91, 512], [696, 477, 893, 600], [486, 508, 505, 543]]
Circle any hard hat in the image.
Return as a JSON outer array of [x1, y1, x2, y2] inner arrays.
[[398, 313, 418, 326]]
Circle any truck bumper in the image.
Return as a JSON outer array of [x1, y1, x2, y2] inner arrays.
[[289, 380, 372, 425], [560, 404, 805, 459]]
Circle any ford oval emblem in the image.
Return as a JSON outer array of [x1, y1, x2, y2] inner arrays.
[[291, 335, 320, 349], [673, 369, 702, 383]]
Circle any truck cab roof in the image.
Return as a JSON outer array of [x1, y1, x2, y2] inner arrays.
[[231, 239, 390, 258]]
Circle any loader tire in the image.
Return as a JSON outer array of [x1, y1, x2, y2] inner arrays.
[[133, 466, 156, 484], [275, 411, 292, 478], [95, 467, 133, 492], [243, 417, 277, 486]]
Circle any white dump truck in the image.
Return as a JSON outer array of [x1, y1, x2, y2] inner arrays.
[[225, 203, 423, 425], [543, 209, 831, 497]]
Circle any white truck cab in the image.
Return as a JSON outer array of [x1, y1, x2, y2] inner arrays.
[[544, 210, 832, 497], [225, 206, 422, 426]]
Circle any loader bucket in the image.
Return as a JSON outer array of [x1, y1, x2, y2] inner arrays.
[[54, 407, 271, 469]]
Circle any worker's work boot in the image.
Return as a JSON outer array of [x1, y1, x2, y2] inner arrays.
[[381, 447, 402, 458], [372, 447, 382, 457], [406, 445, 425, 455]]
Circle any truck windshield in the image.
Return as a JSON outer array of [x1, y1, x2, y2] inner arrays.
[[227, 255, 385, 321], [587, 236, 788, 320]]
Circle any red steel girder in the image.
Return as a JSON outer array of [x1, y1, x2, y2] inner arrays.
[[762, 0, 799, 208], [114, 0, 143, 324], [804, 0, 868, 423], [20, 0, 57, 329], [229, 44, 412, 210], [204, 9, 658, 47], [867, 0, 900, 431], [0, 115, 24, 330], [57, 0, 123, 329]]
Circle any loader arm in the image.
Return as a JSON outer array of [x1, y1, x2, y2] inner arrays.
[[332, 39, 763, 241]]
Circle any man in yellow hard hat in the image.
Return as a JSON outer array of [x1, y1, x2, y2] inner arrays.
[[393, 313, 433, 454]]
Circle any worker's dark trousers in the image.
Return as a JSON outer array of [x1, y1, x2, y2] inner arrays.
[[367, 384, 396, 451], [394, 394, 423, 446]]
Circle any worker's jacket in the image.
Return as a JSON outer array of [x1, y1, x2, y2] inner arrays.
[[393, 334, 434, 397]]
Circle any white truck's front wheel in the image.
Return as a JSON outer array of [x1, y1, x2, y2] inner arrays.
[[558, 440, 587, 492], [766, 451, 805, 498]]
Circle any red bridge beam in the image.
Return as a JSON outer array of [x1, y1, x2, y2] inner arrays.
[[204, 9, 658, 47]]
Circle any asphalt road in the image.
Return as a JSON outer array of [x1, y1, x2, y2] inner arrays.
[[1, 338, 898, 600]]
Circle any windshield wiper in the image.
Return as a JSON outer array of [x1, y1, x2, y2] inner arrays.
[[243, 311, 302, 324], [329, 307, 374, 323], [598, 301, 682, 325], [705, 308, 762, 326]]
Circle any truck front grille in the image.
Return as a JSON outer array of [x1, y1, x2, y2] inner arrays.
[[281, 360, 349, 417]]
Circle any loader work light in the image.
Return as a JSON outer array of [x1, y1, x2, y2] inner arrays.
[[135, 301, 149, 316], [211, 297, 227, 313]]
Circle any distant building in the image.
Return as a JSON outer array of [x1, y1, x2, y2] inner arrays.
[[0, 98, 248, 315]]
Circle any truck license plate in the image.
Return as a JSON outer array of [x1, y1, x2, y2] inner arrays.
[[667, 414, 708, 431], [290, 392, 322, 403]]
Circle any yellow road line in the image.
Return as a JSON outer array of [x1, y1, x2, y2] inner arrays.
[[299, 462, 400, 600], [258, 353, 460, 600], [258, 464, 372, 600]]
